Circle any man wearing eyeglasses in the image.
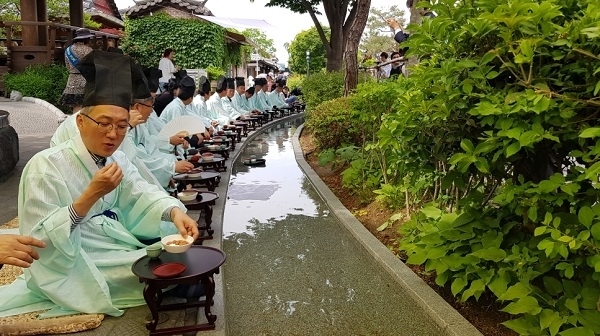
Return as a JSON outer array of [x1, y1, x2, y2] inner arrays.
[[119, 63, 194, 189], [0, 51, 199, 318]]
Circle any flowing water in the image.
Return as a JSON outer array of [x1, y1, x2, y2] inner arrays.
[[222, 117, 442, 335]]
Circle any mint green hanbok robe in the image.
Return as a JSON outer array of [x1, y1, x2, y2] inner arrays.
[[50, 112, 78, 147], [252, 90, 271, 111], [268, 90, 288, 108], [146, 111, 174, 154], [187, 97, 212, 128], [159, 97, 189, 125], [0, 134, 185, 318], [120, 123, 175, 188], [232, 92, 252, 116], [206, 93, 230, 126], [221, 97, 241, 120]]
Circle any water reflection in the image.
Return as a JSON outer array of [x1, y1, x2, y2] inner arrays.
[[222, 117, 441, 335]]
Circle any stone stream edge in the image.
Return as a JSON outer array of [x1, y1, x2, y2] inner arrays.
[[292, 123, 483, 336]]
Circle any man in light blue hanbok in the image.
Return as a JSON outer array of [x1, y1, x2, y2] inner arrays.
[[0, 51, 199, 319], [119, 63, 193, 188], [250, 78, 271, 112], [222, 78, 242, 121], [267, 79, 290, 109], [206, 76, 233, 126]]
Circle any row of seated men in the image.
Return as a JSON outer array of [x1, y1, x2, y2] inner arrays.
[[50, 66, 298, 194]]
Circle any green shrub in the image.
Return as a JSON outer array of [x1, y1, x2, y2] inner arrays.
[[4, 64, 67, 107], [286, 74, 305, 91], [302, 71, 344, 111], [305, 96, 356, 149], [206, 66, 225, 81], [342, 0, 600, 334]]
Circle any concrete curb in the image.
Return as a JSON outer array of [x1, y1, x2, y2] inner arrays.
[[292, 124, 483, 336], [21, 97, 68, 123]]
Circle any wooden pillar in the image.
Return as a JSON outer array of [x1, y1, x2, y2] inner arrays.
[[20, 0, 38, 46], [69, 0, 84, 28], [36, 0, 47, 45]]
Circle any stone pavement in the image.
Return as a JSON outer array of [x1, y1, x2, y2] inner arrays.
[[0, 98, 64, 224]]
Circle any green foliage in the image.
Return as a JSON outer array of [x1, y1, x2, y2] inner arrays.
[[302, 70, 344, 111], [122, 13, 226, 69], [83, 13, 101, 30], [336, 0, 600, 334], [286, 74, 305, 91], [4, 64, 67, 107], [288, 26, 329, 74], [243, 28, 277, 58], [206, 66, 226, 81], [305, 96, 357, 149]]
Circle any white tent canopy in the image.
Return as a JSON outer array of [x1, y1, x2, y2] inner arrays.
[[196, 15, 277, 30]]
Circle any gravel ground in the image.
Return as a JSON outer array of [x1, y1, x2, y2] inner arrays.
[[0, 99, 63, 136]]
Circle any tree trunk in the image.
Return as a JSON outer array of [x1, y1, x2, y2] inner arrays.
[[344, 0, 371, 95], [325, 17, 345, 71], [406, 0, 425, 70]]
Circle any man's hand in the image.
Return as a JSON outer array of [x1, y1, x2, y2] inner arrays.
[[0, 234, 46, 268], [169, 133, 186, 146], [175, 160, 194, 173], [386, 18, 401, 30], [87, 162, 123, 199], [182, 140, 190, 149], [211, 120, 219, 127], [170, 208, 199, 240], [129, 110, 145, 128]]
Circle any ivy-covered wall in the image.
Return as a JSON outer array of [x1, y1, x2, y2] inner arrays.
[[122, 13, 227, 69]]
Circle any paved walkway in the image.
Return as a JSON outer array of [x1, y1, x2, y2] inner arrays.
[[0, 98, 64, 224]]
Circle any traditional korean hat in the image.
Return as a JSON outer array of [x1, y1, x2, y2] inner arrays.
[[199, 76, 210, 94], [216, 76, 227, 91], [225, 78, 235, 90], [254, 78, 267, 86], [235, 77, 245, 88], [178, 76, 196, 97], [143, 67, 162, 93], [132, 62, 151, 101], [246, 87, 255, 95], [77, 51, 132, 111]]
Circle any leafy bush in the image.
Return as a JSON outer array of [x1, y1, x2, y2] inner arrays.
[[342, 0, 600, 334], [4, 64, 67, 107], [206, 66, 225, 81], [305, 96, 356, 149], [122, 13, 227, 69], [286, 74, 305, 91], [302, 71, 345, 111]]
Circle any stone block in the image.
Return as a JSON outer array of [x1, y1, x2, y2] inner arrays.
[[0, 126, 19, 182]]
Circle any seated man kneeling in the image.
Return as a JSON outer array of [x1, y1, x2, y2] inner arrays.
[[0, 51, 199, 319]]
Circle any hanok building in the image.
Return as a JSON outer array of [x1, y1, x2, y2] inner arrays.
[[123, 0, 253, 78]]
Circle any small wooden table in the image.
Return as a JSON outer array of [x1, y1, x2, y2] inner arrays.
[[180, 191, 219, 242], [174, 172, 220, 191], [191, 157, 226, 172], [131, 246, 227, 336]]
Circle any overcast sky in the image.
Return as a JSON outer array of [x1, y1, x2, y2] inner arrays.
[[113, 0, 408, 64]]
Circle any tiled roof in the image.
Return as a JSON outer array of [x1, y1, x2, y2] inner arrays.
[[83, 0, 123, 20], [124, 0, 213, 17]]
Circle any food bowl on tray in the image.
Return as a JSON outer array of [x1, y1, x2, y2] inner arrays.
[[161, 234, 194, 253], [178, 190, 198, 201], [201, 153, 214, 161], [187, 169, 202, 178], [189, 155, 200, 162]]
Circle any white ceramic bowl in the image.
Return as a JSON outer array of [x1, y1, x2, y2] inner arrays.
[[202, 153, 214, 161], [178, 190, 198, 201], [188, 172, 202, 178], [161, 234, 194, 253]]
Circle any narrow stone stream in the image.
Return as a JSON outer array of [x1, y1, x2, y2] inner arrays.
[[222, 116, 442, 335]]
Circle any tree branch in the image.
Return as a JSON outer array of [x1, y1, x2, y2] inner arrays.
[[342, 0, 359, 41], [301, 0, 331, 52]]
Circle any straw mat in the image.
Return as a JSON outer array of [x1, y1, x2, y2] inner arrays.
[[0, 218, 104, 335]]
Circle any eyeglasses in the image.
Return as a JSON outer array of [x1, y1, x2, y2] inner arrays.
[[137, 99, 155, 109], [82, 113, 130, 135]]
